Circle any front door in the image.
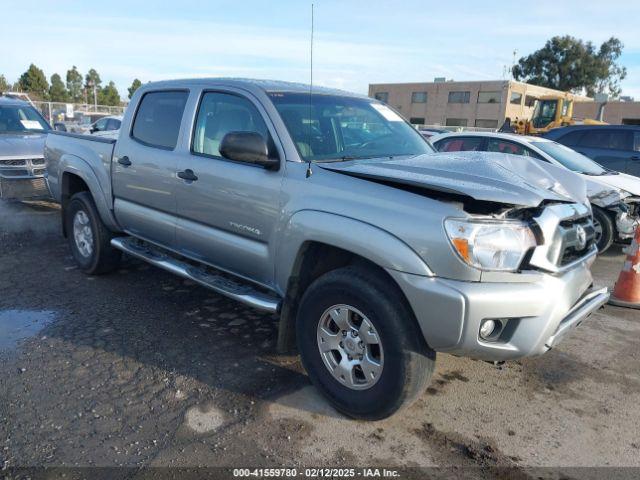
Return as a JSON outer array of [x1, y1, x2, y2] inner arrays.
[[112, 90, 189, 249], [174, 90, 283, 286]]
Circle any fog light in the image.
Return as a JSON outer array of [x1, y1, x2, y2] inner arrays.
[[479, 320, 497, 340]]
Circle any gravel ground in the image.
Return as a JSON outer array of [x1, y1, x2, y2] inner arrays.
[[1, 201, 639, 479]]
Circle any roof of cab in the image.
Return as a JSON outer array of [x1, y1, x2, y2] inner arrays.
[[0, 95, 30, 106], [137, 78, 369, 98]]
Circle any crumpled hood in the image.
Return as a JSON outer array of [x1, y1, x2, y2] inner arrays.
[[318, 151, 587, 207], [584, 172, 640, 199], [0, 133, 47, 158]]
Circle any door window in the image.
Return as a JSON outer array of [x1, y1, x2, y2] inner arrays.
[[106, 118, 121, 130], [634, 132, 640, 152], [94, 118, 108, 131], [435, 137, 483, 152], [556, 130, 585, 146], [192, 92, 269, 158], [486, 138, 528, 156], [131, 90, 189, 149]]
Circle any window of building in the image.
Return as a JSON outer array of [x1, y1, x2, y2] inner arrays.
[[435, 136, 483, 152], [474, 119, 498, 129], [477, 91, 502, 104], [409, 117, 425, 125], [374, 92, 388, 103], [447, 91, 470, 104], [510, 92, 523, 105], [524, 95, 537, 107], [411, 92, 427, 103], [445, 118, 468, 127], [192, 92, 269, 158], [132, 90, 189, 150]]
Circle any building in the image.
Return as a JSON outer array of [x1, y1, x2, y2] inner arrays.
[[573, 101, 640, 125], [368, 79, 591, 128]]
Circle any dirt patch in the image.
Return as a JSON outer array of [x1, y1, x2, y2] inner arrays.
[[426, 370, 470, 395], [414, 423, 531, 479]]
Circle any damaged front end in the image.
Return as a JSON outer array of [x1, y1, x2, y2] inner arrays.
[[589, 189, 640, 242]]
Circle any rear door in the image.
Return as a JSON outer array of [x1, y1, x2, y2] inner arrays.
[[112, 89, 189, 249], [173, 89, 284, 286]]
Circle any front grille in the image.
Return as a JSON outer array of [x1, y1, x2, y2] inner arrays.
[[526, 203, 596, 273], [558, 216, 597, 266], [0, 159, 26, 166], [0, 157, 46, 178], [0, 177, 50, 199], [0, 169, 30, 177]]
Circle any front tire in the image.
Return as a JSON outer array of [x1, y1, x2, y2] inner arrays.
[[65, 192, 121, 275], [592, 207, 615, 253], [296, 266, 435, 420]]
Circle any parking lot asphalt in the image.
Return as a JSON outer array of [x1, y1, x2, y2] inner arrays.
[[1, 201, 639, 476]]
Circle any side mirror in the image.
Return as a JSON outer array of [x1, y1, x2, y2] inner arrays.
[[219, 131, 279, 170], [90, 126, 97, 133]]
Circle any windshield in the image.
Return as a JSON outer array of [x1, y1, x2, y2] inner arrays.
[[268, 93, 434, 161], [0, 105, 50, 133], [532, 100, 557, 129], [532, 141, 608, 175]]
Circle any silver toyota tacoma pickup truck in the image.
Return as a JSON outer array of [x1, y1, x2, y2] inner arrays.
[[45, 79, 609, 419]]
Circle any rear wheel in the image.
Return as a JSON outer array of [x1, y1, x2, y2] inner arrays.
[[65, 192, 121, 274], [592, 207, 615, 253], [296, 266, 435, 420]]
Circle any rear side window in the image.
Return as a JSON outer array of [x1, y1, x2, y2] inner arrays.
[[132, 91, 188, 149], [578, 129, 633, 151], [435, 137, 483, 152], [486, 139, 528, 156]]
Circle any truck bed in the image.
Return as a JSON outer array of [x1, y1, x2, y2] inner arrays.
[[45, 131, 117, 207]]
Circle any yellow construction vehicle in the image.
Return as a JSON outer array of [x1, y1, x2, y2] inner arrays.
[[507, 94, 607, 135]]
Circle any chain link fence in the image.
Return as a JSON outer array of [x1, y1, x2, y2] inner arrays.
[[31, 101, 126, 127]]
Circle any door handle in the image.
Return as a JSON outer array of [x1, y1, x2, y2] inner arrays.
[[177, 169, 198, 182], [117, 156, 132, 166]]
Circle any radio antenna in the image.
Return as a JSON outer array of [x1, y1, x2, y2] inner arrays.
[[305, 3, 314, 178]]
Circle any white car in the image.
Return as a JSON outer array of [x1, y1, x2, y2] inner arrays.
[[431, 131, 640, 252], [89, 115, 122, 139]]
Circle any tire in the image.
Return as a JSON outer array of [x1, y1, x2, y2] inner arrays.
[[65, 192, 121, 275], [592, 207, 615, 253], [296, 265, 435, 420]]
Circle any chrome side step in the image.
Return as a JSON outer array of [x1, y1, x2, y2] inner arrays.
[[110, 237, 281, 313]]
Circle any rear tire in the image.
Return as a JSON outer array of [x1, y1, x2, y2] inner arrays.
[[593, 207, 615, 253], [65, 192, 121, 275], [296, 266, 435, 420]]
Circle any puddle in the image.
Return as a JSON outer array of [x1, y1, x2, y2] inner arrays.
[[0, 310, 56, 350]]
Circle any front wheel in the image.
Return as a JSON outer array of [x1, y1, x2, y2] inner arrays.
[[65, 192, 121, 275], [592, 207, 615, 253], [296, 266, 435, 420]]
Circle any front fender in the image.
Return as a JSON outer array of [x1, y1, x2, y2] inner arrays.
[[274, 210, 433, 293], [57, 154, 119, 232]]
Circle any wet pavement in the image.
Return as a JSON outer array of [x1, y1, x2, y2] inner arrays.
[[1, 201, 639, 477]]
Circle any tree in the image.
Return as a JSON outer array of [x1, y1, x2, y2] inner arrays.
[[98, 81, 120, 106], [84, 68, 102, 91], [128, 78, 142, 99], [66, 66, 83, 102], [17, 64, 49, 99], [513, 36, 627, 98], [49, 73, 69, 102], [0, 74, 10, 92]]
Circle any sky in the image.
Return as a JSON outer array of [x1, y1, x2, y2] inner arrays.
[[1, 0, 639, 100]]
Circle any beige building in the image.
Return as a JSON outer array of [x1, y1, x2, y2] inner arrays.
[[573, 101, 640, 125], [368, 79, 591, 128]]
